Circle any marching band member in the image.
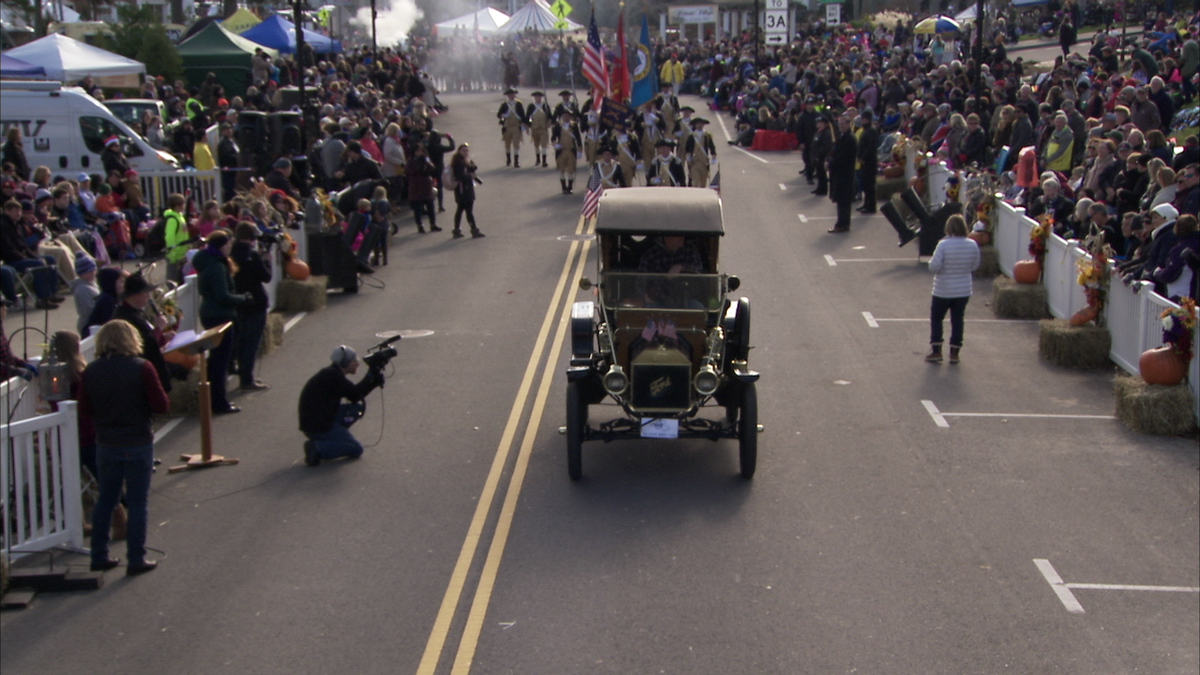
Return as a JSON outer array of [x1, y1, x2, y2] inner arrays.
[[646, 139, 686, 187], [684, 117, 717, 188], [496, 88, 526, 168], [526, 91, 552, 168], [552, 110, 583, 194]]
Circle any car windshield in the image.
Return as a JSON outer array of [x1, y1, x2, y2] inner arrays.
[[601, 272, 723, 311], [106, 103, 147, 126]]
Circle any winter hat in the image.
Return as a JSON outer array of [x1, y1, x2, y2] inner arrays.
[[74, 252, 97, 276]]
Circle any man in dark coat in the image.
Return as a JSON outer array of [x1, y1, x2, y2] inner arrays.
[[1058, 17, 1076, 58], [856, 111, 880, 214], [809, 116, 833, 196], [216, 122, 240, 202], [796, 99, 820, 185], [111, 275, 172, 393], [828, 115, 858, 233], [421, 117, 455, 212], [337, 141, 383, 187]]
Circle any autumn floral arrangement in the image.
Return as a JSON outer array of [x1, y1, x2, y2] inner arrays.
[[1029, 214, 1052, 267], [1161, 297, 1197, 364], [1070, 232, 1112, 326]]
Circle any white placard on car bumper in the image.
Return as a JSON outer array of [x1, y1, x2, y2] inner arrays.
[[641, 418, 679, 438]]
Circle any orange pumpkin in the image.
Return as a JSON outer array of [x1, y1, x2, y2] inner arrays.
[[286, 258, 311, 281], [1139, 346, 1187, 386], [1013, 259, 1041, 284], [1068, 305, 1099, 327]]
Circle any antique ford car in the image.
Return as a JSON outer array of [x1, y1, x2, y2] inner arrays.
[[566, 187, 759, 480]]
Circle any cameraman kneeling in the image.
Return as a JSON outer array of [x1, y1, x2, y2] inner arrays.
[[298, 345, 384, 466]]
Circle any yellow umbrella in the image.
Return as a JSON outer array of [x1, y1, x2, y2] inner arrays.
[[914, 15, 961, 34]]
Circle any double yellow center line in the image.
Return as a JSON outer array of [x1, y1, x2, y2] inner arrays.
[[415, 216, 594, 675]]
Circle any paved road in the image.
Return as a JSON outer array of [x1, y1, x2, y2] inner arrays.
[[2, 92, 1196, 675]]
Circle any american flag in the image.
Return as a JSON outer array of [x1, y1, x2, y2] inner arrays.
[[581, 163, 603, 219], [582, 12, 609, 98], [708, 166, 721, 197]]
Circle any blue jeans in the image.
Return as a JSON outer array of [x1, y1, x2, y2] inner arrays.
[[0, 265, 17, 302], [91, 442, 154, 566], [202, 316, 236, 410], [305, 417, 364, 461], [8, 257, 59, 299], [930, 295, 970, 348]]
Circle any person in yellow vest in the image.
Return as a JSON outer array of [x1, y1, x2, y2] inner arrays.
[[552, 111, 583, 194], [526, 91, 552, 168], [684, 117, 717, 188], [1042, 113, 1074, 173], [496, 88, 526, 168], [659, 54, 685, 97], [193, 137, 216, 171]]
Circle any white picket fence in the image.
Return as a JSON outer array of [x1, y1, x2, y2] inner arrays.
[[137, 169, 222, 214], [993, 198, 1200, 423], [1, 401, 84, 557]]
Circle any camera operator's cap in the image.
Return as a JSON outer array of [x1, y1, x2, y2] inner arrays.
[[1152, 203, 1179, 221], [272, 158, 292, 170], [331, 345, 358, 368]]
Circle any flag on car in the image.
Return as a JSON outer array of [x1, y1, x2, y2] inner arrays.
[[709, 165, 721, 197], [583, 11, 609, 98], [581, 163, 603, 219]]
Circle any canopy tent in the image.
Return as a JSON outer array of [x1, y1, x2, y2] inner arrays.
[[4, 33, 144, 86], [221, 8, 262, 33], [914, 15, 962, 34], [240, 14, 342, 54], [954, 6, 976, 23], [435, 7, 511, 35], [177, 22, 277, 97], [498, 0, 581, 34], [182, 16, 221, 41], [1012, 0, 1050, 5], [1, 52, 47, 78]]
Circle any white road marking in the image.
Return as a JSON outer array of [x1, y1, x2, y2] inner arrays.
[[779, 183, 787, 191], [921, 400, 950, 428], [798, 214, 836, 220], [798, 213, 807, 222], [732, 145, 770, 164], [283, 311, 307, 333], [715, 112, 732, 142], [1034, 559, 1086, 614], [825, 257, 914, 263], [1034, 559, 1199, 614], [865, 317, 1040, 326], [824, 255, 837, 267], [154, 417, 185, 445], [862, 311, 879, 328]]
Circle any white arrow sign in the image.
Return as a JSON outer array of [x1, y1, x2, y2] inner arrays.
[[764, 34, 786, 44]]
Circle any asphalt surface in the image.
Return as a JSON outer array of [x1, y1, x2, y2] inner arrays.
[[1, 90, 1197, 675]]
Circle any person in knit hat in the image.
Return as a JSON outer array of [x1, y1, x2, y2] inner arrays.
[[70, 253, 100, 335]]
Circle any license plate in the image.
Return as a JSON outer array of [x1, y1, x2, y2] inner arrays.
[[640, 418, 679, 439]]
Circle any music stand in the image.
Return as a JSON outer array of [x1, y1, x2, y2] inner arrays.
[[163, 322, 239, 473]]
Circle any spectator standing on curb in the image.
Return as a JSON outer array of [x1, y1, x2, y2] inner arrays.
[[926, 215, 981, 365], [827, 116, 857, 233], [79, 319, 170, 577], [193, 230, 249, 414]]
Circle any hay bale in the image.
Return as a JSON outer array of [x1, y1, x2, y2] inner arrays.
[[1113, 374, 1198, 436], [992, 276, 1050, 318], [975, 245, 999, 278], [1038, 319, 1111, 368], [876, 176, 907, 202], [275, 276, 328, 313], [259, 312, 285, 357], [166, 366, 202, 417]]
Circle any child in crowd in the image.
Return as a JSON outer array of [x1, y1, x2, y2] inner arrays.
[[196, 199, 221, 239], [70, 253, 100, 335]]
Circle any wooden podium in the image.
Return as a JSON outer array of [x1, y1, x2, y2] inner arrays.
[[163, 322, 240, 473]]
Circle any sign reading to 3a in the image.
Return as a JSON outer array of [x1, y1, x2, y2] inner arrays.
[[764, 10, 787, 31]]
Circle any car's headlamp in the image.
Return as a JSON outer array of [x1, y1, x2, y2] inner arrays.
[[603, 365, 628, 395], [694, 365, 719, 396]]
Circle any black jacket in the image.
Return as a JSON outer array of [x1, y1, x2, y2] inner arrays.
[[79, 355, 169, 447], [113, 302, 173, 393], [230, 240, 272, 314], [298, 365, 383, 435], [828, 130, 858, 203], [857, 124, 880, 168]]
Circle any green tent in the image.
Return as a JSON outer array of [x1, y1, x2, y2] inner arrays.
[[177, 22, 277, 98]]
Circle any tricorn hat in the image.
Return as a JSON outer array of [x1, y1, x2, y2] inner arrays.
[[531, 90, 545, 97], [655, 138, 675, 148], [690, 117, 710, 126], [504, 87, 518, 95], [558, 90, 572, 97]]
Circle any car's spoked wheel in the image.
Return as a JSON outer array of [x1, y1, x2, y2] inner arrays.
[[738, 383, 757, 479], [566, 381, 585, 480]]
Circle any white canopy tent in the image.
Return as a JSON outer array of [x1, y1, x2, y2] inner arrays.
[[4, 33, 145, 86], [497, 0, 581, 34], [436, 7, 511, 35], [954, 6, 976, 23]]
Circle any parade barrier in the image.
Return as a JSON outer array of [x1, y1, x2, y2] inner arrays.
[[1, 401, 84, 559], [137, 169, 222, 213], [993, 196, 1199, 423]]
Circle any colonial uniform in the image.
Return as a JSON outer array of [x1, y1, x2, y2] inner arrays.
[[497, 89, 526, 167], [552, 114, 583, 193], [683, 118, 717, 188], [659, 89, 679, 140], [636, 107, 665, 168], [615, 131, 642, 186], [674, 106, 695, 146], [552, 91, 579, 124], [595, 146, 628, 189], [526, 92, 552, 167], [647, 139, 686, 187]]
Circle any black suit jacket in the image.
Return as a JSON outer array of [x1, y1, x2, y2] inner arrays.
[[828, 131, 858, 204]]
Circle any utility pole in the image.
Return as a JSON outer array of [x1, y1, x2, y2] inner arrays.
[[972, 0, 984, 113], [753, 0, 760, 66], [371, 0, 378, 61], [293, 0, 310, 188]]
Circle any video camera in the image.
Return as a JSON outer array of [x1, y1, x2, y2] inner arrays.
[[259, 230, 288, 246], [363, 334, 400, 371]]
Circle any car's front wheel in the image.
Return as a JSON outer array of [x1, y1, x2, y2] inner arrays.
[[566, 381, 586, 480], [738, 383, 757, 479]]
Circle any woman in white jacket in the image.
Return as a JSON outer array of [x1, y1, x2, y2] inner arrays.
[[927, 214, 981, 364]]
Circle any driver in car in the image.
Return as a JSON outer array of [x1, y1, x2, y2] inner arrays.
[[637, 235, 704, 308]]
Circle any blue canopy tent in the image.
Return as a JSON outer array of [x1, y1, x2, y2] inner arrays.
[[240, 14, 342, 54], [0, 52, 47, 78]]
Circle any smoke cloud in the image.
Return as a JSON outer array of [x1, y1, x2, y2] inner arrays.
[[351, 0, 424, 47]]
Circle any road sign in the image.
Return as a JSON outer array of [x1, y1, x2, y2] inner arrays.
[[764, 9, 788, 32], [765, 0, 786, 9], [550, 0, 573, 20], [825, 3, 841, 25], [764, 34, 786, 44]]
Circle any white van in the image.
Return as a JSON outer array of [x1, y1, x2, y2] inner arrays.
[[0, 81, 180, 177]]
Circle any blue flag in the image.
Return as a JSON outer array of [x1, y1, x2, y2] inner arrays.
[[630, 16, 657, 109]]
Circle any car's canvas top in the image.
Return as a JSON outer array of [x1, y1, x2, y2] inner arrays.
[[595, 187, 724, 236]]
